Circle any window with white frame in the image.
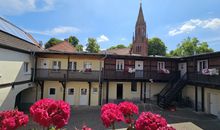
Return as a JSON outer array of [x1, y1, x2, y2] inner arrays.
[[116, 59, 124, 71], [24, 62, 29, 73], [197, 60, 208, 72], [49, 88, 56, 95], [68, 61, 77, 71], [84, 62, 92, 70], [68, 88, 74, 95], [157, 62, 165, 71], [131, 82, 137, 92], [92, 87, 98, 93], [52, 61, 61, 70]]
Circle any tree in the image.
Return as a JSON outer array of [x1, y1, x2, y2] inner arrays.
[[108, 44, 127, 50], [67, 36, 79, 47], [148, 37, 167, 56], [76, 44, 84, 52], [170, 37, 214, 56], [86, 38, 100, 53], [45, 38, 63, 49]]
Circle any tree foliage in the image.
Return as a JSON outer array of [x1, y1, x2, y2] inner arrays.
[[67, 36, 79, 47], [148, 37, 167, 56], [76, 44, 84, 52], [170, 37, 214, 56], [108, 44, 127, 50], [45, 38, 63, 49], [86, 38, 100, 53]]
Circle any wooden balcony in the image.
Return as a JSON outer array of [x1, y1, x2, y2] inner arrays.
[[102, 69, 179, 81], [187, 72, 220, 86], [35, 69, 101, 81]]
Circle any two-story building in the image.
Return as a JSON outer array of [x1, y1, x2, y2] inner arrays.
[[0, 3, 220, 118]]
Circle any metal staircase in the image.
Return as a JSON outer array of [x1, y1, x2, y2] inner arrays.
[[158, 73, 187, 108]]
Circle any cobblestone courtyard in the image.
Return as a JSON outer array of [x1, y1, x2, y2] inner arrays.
[[19, 103, 220, 130]]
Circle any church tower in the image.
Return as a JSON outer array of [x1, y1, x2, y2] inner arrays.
[[131, 1, 148, 56]]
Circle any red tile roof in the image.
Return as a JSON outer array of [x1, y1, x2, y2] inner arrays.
[[47, 41, 76, 53]]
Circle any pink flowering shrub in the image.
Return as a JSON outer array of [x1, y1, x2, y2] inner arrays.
[[135, 112, 175, 130], [101, 103, 118, 114], [81, 125, 92, 130], [0, 109, 29, 130], [101, 103, 124, 129], [118, 101, 138, 124], [30, 98, 70, 129]]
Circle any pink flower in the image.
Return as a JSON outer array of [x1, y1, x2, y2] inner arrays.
[[100, 103, 124, 128], [30, 98, 70, 129], [135, 112, 173, 130], [81, 125, 92, 130], [118, 101, 138, 124], [101, 103, 118, 114], [0, 110, 29, 130]]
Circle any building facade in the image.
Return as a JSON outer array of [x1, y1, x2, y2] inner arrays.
[[0, 3, 220, 119]]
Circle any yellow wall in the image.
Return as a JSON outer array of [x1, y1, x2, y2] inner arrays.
[[0, 48, 34, 110], [146, 83, 166, 100], [0, 48, 33, 84], [37, 58, 103, 71], [102, 82, 166, 102], [43, 81, 99, 106], [182, 85, 195, 107]]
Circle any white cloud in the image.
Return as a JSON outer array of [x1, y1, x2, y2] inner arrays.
[[0, 0, 55, 15], [120, 38, 126, 41], [28, 26, 80, 36], [168, 18, 220, 36], [97, 35, 109, 43]]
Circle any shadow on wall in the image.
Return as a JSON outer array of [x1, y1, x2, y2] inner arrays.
[[0, 62, 34, 111]]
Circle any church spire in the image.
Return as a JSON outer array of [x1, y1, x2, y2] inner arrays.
[[136, 0, 145, 26], [131, 1, 148, 56]]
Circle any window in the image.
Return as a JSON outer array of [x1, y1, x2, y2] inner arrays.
[[68, 61, 77, 71], [68, 88, 74, 95], [81, 89, 87, 95], [197, 60, 208, 72], [116, 59, 124, 71], [157, 62, 165, 71], [49, 88, 56, 95], [52, 61, 61, 70], [131, 82, 137, 92], [84, 62, 92, 69], [24, 62, 29, 73], [92, 88, 98, 93]]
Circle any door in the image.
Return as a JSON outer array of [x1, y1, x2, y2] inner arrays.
[[210, 93, 220, 116], [135, 61, 144, 78], [66, 88, 75, 105], [79, 88, 88, 105], [117, 84, 123, 99], [178, 63, 187, 77]]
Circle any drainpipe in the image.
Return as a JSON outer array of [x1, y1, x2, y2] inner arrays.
[[31, 51, 36, 82], [98, 52, 107, 105]]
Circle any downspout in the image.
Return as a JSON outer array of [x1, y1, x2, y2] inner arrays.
[[31, 51, 36, 82], [98, 52, 107, 105]]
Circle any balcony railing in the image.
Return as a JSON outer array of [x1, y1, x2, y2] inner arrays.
[[102, 69, 179, 81], [187, 72, 220, 86], [36, 69, 101, 81]]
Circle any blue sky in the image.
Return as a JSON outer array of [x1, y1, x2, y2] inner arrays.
[[1, 0, 220, 52]]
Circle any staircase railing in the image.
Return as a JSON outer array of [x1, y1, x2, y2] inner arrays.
[[158, 73, 187, 108], [159, 72, 180, 97]]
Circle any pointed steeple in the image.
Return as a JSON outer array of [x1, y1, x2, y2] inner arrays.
[[136, 2, 146, 26]]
